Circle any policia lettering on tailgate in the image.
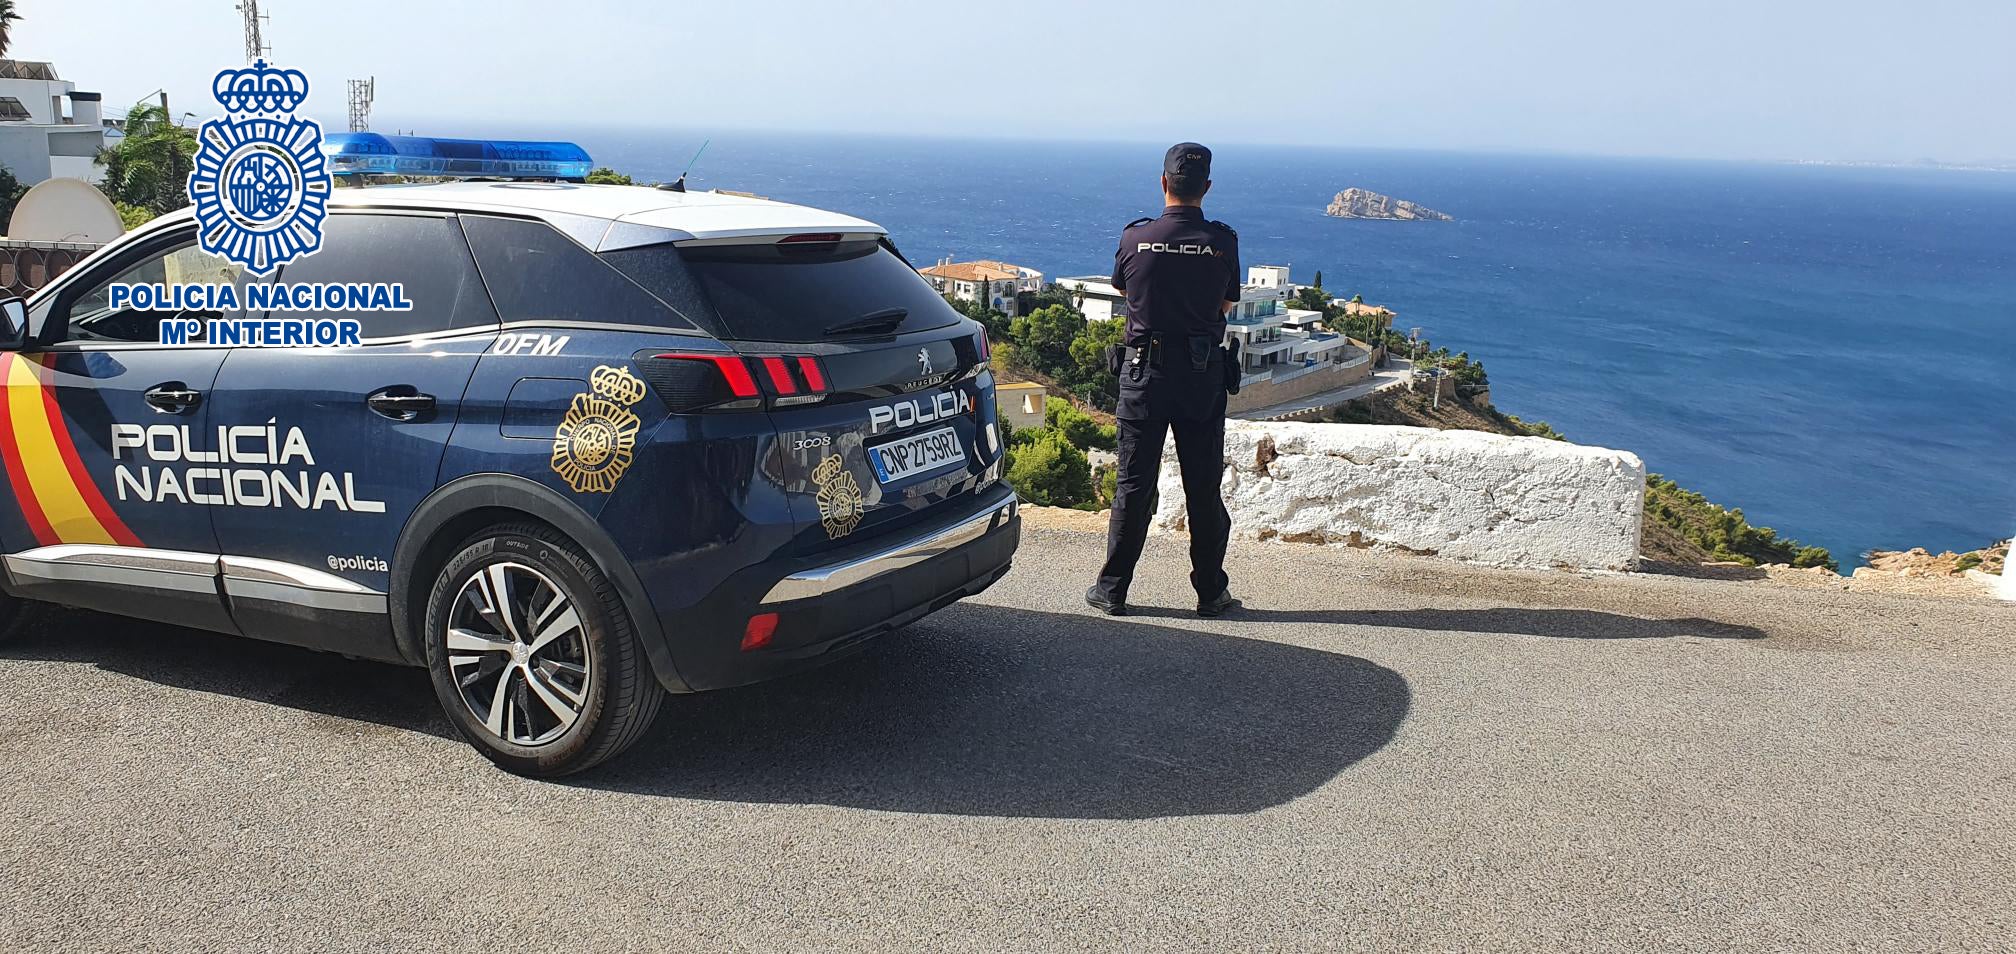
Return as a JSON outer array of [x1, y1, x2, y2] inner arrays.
[[1086, 143, 1243, 619]]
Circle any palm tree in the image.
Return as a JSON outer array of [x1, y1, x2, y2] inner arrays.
[[0, 1, 21, 60]]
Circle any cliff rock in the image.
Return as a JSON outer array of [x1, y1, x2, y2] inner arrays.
[[1325, 188, 1452, 221]]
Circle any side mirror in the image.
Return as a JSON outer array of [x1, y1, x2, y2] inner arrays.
[[0, 297, 25, 351]]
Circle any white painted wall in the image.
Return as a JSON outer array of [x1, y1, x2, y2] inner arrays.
[[1153, 421, 1647, 571]]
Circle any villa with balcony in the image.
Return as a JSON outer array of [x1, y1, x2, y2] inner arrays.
[[1223, 266, 1368, 388]]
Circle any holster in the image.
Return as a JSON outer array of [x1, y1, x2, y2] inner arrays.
[[1222, 342, 1242, 394]]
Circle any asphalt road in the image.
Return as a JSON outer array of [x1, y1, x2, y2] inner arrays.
[[3, 527, 2012, 952]]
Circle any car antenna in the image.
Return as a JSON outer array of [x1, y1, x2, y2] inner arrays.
[[659, 139, 710, 193]]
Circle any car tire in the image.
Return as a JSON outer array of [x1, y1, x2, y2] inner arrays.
[[422, 522, 664, 777]]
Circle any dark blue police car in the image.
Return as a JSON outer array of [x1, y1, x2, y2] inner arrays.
[[0, 139, 1019, 775]]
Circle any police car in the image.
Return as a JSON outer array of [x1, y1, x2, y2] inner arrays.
[[0, 136, 1019, 776]]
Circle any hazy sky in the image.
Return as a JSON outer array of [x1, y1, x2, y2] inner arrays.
[[24, 0, 2016, 161]]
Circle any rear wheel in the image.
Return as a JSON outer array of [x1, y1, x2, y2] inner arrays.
[[423, 523, 664, 776]]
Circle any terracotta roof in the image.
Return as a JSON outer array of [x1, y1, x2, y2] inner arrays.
[[994, 381, 1046, 391], [969, 259, 1037, 276], [918, 261, 1023, 282], [1341, 300, 1395, 317]]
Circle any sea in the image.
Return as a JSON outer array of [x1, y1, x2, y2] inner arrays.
[[561, 129, 2014, 566]]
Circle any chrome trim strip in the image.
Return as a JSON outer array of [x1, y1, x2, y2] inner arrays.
[[3, 552, 218, 594], [222, 578, 387, 614], [219, 556, 380, 594], [6, 545, 219, 575], [760, 495, 1017, 605], [0, 547, 388, 610]]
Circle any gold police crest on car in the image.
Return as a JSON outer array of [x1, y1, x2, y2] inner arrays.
[[551, 365, 647, 493], [812, 454, 864, 539]]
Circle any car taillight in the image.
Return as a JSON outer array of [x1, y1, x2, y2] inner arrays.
[[760, 356, 798, 395], [641, 352, 762, 412], [796, 356, 828, 392], [638, 351, 832, 412], [977, 331, 992, 366]]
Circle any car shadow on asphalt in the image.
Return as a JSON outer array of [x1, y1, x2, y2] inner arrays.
[[4, 607, 455, 739], [5, 603, 1410, 819], [1120, 605, 1768, 640], [587, 602, 1410, 819]]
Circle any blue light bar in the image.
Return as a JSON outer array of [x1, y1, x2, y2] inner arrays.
[[321, 133, 593, 180]]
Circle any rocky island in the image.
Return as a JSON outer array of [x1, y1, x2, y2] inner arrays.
[[1325, 188, 1452, 221]]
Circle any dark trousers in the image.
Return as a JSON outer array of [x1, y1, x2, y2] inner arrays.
[[1095, 413, 1231, 602]]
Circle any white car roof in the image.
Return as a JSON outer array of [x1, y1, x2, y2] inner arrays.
[[127, 181, 885, 253], [328, 181, 886, 250]]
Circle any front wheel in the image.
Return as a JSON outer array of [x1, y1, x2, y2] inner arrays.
[[423, 523, 664, 777]]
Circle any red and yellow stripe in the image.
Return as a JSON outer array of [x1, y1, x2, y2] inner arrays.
[[0, 353, 142, 548]]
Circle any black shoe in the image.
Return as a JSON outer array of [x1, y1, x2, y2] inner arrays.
[[1196, 591, 1242, 618], [1085, 586, 1127, 616]]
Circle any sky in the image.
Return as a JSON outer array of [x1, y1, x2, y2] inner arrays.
[[21, 0, 2016, 162]]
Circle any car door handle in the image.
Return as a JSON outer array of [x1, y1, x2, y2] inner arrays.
[[366, 389, 436, 421], [144, 384, 203, 414]]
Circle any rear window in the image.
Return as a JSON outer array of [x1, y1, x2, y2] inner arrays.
[[602, 239, 960, 344], [462, 215, 697, 331]]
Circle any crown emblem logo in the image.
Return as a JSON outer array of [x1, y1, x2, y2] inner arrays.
[[552, 366, 648, 494], [212, 60, 311, 115], [185, 59, 332, 275]]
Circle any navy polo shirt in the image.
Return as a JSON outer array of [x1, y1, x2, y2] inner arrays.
[[1110, 206, 1241, 344]]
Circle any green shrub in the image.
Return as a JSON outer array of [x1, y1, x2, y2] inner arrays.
[[1004, 428, 1095, 507], [1044, 396, 1116, 451], [1954, 552, 1983, 573]]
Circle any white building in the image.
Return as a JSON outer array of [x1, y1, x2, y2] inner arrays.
[[1053, 275, 1127, 322], [917, 259, 1044, 316], [1222, 265, 1362, 386], [0, 61, 107, 189]]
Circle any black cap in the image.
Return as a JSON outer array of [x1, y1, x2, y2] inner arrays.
[[1163, 142, 1211, 193]]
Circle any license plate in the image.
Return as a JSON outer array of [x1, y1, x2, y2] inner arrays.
[[869, 425, 967, 484]]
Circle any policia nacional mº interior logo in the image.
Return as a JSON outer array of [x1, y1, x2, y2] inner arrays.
[[812, 455, 864, 539], [552, 366, 648, 494], [187, 59, 332, 274]]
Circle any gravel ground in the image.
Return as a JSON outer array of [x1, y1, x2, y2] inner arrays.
[[2, 527, 2012, 952]]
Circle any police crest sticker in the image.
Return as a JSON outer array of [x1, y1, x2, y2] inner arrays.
[[812, 455, 864, 539], [187, 59, 332, 275], [552, 366, 647, 494]]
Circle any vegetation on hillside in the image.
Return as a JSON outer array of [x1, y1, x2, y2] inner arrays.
[[0, 0, 23, 59], [0, 164, 28, 230], [995, 397, 1120, 510], [95, 105, 196, 217], [1642, 476, 1837, 571]]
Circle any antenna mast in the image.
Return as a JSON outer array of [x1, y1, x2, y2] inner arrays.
[[347, 76, 375, 132], [236, 0, 272, 62]]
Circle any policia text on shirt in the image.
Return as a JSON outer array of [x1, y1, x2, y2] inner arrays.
[[1086, 143, 1243, 619]]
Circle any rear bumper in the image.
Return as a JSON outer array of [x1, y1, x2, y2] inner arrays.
[[660, 486, 1020, 692]]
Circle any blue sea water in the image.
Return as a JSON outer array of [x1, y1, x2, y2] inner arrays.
[[571, 130, 2014, 565]]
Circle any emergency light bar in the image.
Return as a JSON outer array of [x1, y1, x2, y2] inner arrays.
[[322, 133, 594, 181]]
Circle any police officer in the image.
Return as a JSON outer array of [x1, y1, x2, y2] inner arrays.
[[1086, 143, 1242, 618]]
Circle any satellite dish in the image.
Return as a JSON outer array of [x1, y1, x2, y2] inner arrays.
[[6, 178, 125, 243]]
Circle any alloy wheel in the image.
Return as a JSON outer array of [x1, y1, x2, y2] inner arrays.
[[444, 562, 592, 746]]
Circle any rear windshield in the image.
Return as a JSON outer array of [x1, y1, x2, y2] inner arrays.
[[602, 239, 961, 344]]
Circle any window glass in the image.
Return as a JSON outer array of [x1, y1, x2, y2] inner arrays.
[[62, 240, 245, 343], [271, 213, 497, 338], [606, 239, 960, 344], [460, 215, 695, 331]]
